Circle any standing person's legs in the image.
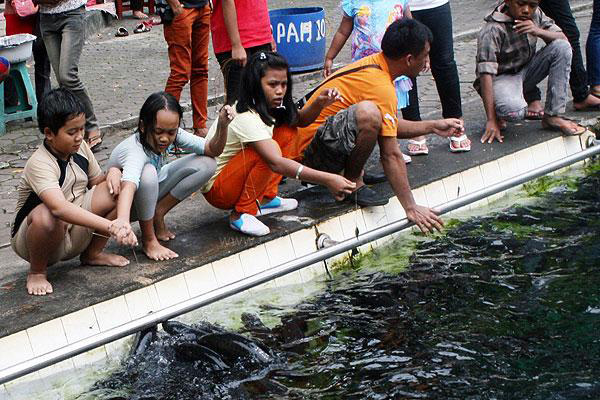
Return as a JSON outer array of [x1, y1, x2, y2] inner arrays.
[[527, 0, 600, 111], [33, 15, 51, 102], [189, 6, 211, 136], [587, 0, 600, 95], [164, 10, 193, 120], [42, 7, 100, 139], [216, 43, 273, 105], [130, 0, 148, 19]]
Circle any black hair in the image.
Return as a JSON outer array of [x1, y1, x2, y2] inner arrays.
[[137, 91, 183, 153], [381, 18, 433, 60], [37, 88, 86, 135], [236, 51, 298, 127]]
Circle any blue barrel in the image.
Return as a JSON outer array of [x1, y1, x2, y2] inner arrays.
[[269, 7, 326, 73]]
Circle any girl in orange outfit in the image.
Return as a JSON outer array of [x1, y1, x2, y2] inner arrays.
[[201, 52, 356, 236]]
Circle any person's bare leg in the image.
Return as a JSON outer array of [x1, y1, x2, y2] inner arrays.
[[153, 193, 179, 241], [526, 99, 545, 118], [25, 205, 65, 296], [140, 219, 179, 260], [80, 181, 130, 266], [132, 10, 148, 19], [344, 101, 381, 188]]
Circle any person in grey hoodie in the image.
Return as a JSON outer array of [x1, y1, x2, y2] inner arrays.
[[475, 0, 587, 144]]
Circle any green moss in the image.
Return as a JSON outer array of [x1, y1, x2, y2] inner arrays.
[[522, 175, 577, 197]]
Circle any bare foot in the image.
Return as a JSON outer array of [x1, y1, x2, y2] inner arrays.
[[526, 100, 544, 119], [81, 252, 130, 267], [542, 116, 586, 136], [573, 93, 600, 111], [154, 216, 176, 241], [143, 239, 179, 261], [132, 10, 148, 19], [27, 273, 53, 296]]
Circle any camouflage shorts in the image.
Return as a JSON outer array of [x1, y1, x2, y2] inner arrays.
[[303, 105, 358, 174]]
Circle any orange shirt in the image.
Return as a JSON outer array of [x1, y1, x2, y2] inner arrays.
[[296, 53, 398, 155]]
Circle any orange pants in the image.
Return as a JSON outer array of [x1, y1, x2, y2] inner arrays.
[[204, 125, 296, 215], [163, 5, 210, 130]]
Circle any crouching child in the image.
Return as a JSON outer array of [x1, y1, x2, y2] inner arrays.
[[11, 89, 137, 296], [475, 0, 587, 143]]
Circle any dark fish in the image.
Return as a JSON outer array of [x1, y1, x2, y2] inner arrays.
[[173, 342, 229, 369], [198, 332, 272, 364], [130, 326, 158, 356], [162, 320, 210, 337]]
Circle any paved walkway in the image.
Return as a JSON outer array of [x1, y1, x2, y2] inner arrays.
[[0, 0, 595, 273]]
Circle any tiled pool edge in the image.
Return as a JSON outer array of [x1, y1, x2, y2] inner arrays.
[[0, 133, 594, 397]]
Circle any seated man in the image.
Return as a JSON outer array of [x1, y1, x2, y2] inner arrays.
[[476, 0, 586, 143], [11, 89, 137, 296], [296, 18, 464, 233]]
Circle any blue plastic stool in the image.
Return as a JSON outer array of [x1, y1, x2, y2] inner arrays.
[[0, 61, 37, 136]]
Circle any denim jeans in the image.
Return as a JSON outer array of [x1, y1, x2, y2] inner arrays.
[[526, 0, 589, 103], [401, 2, 462, 121], [587, 0, 600, 86], [40, 6, 99, 133], [493, 40, 572, 120]]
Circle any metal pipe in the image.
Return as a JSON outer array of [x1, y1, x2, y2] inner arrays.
[[1, 143, 599, 385]]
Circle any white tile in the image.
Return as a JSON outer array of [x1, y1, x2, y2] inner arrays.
[[384, 196, 407, 223], [412, 187, 428, 207], [480, 160, 503, 187], [290, 228, 317, 257], [125, 287, 158, 320], [316, 217, 344, 242], [1, 384, 7, 399], [61, 308, 100, 344], [0, 331, 34, 370], [239, 244, 270, 277], [461, 167, 485, 194], [546, 137, 567, 161], [530, 142, 552, 168], [185, 264, 219, 297], [212, 254, 244, 286], [563, 135, 582, 155], [146, 285, 162, 311], [338, 210, 367, 240], [362, 206, 388, 248], [442, 173, 465, 201], [154, 274, 190, 308], [94, 296, 131, 332], [513, 148, 535, 175], [498, 154, 520, 181], [423, 181, 448, 208], [71, 346, 108, 369], [26, 319, 68, 357], [265, 236, 295, 267]]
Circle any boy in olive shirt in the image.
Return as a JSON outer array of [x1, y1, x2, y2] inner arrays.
[[11, 89, 137, 296]]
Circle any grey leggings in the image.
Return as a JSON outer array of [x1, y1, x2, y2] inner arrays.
[[133, 155, 216, 221]]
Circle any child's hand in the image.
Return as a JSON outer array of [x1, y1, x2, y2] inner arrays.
[[218, 105, 236, 128], [109, 219, 138, 247], [327, 174, 356, 201], [514, 19, 539, 36], [315, 88, 343, 108], [323, 58, 334, 78], [106, 167, 122, 197]]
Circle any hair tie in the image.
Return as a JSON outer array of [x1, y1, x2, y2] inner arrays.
[[259, 52, 267, 60]]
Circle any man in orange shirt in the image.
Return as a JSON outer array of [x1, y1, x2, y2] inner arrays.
[[298, 19, 463, 233]]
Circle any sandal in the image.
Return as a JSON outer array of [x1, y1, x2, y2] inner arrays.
[[525, 109, 544, 120], [115, 27, 129, 37], [407, 139, 428, 156], [133, 22, 151, 34], [449, 134, 471, 153], [86, 131, 104, 153], [541, 118, 588, 136]]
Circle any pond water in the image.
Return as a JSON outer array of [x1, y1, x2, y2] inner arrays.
[[77, 164, 600, 400]]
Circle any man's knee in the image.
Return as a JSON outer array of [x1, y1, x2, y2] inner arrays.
[[355, 101, 381, 138], [549, 39, 573, 61]]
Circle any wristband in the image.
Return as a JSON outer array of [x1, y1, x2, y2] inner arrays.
[[295, 165, 304, 180]]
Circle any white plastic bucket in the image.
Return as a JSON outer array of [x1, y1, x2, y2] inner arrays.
[[0, 34, 37, 64]]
